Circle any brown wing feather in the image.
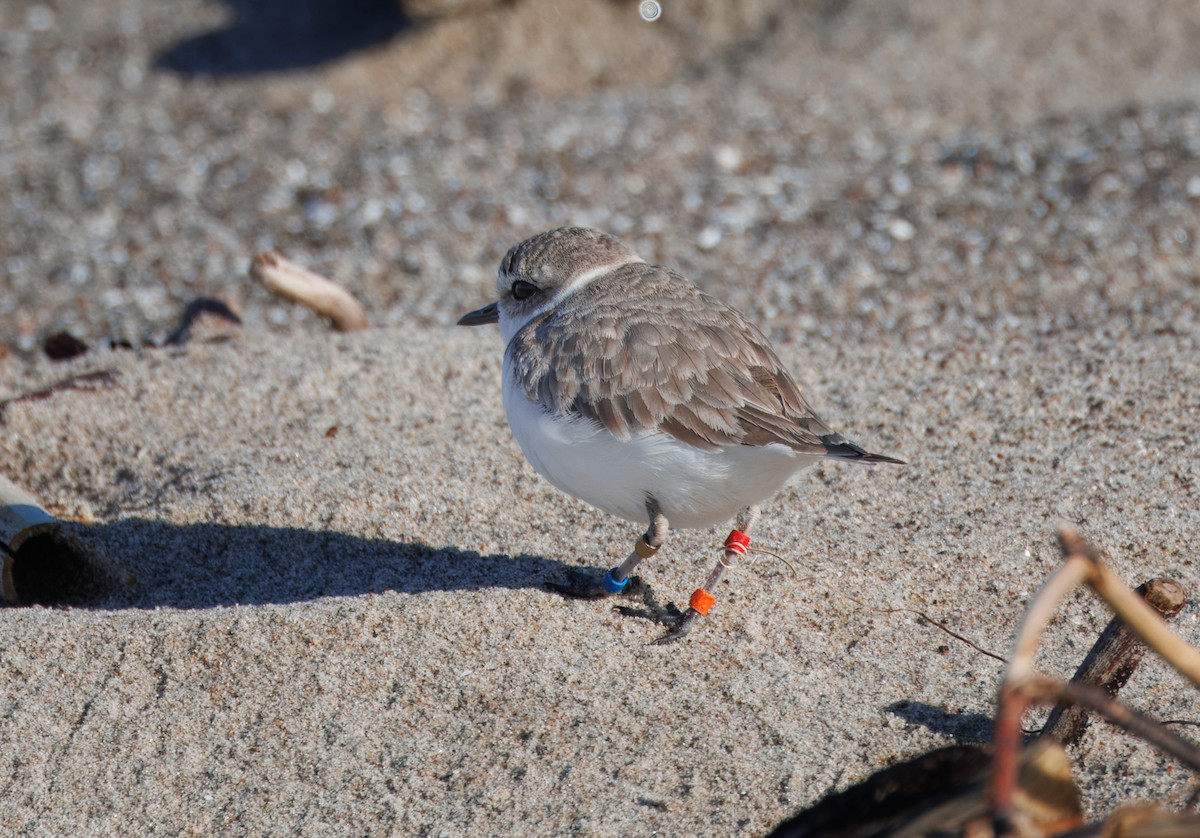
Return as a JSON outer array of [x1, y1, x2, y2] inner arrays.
[[507, 262, 841, 454]]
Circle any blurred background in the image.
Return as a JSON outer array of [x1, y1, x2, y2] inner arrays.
[[1, 0, 1198, 351]]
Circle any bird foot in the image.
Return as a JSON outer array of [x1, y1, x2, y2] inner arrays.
[[547, 569, 648, 600], [615, 593, 702, 643], [550, 571, 704, 643], [650, 608, 702, 644], [613, 584, 685, 628]]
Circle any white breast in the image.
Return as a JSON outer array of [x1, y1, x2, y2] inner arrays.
[[501, 356, 815, 529]]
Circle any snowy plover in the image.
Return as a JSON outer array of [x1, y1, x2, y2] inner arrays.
[[458, 227, 902, 642]]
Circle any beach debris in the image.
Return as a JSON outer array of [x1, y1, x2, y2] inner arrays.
[[1, 473, 131, 605], [0, 370, 119, 420], [164, 297, 243, 345], [29, 297, 241, 359], [0, 474, 57, 601], [769, 527, 1200, 837], [988, 527, 1200, 836], [250, 249, 368, 331], [42, 330, 90, 361], [766, 739, 1082, 838]]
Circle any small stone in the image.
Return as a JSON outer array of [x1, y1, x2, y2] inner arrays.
[[888, 218, 916, 242], [713, 144, 743, 172], [310, 89, 335, 114], [889, 171, 912, 196], [697, 226, 722, 250], [26, 5, 55, 31]]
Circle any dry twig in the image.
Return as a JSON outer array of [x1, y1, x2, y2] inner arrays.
[[771, 526, 1199, 837], [990, 527, 1200, 834], [0, 370, 118, 420]]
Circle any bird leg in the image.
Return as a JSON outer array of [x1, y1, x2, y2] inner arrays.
[[547, 500, 669, 599], [604, 502, 668, 592], [652, 505, 759, 644]]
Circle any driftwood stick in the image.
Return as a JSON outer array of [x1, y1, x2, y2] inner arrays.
[[1088, 560, 1200, 692], [1056, 528, 1200, 691], [1043, 578, 1188, 746], [1027, 676, 1200, 774], [250, 250, 368, 332]]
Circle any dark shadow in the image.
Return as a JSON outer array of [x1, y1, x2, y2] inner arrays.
[[765, 744, 993, 838], [9, 518, 579, 610], [155, 0, 413, 76], [885, 699, 993, 743]]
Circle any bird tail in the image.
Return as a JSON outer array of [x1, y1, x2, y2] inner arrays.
[[820, 434, 906, 465]]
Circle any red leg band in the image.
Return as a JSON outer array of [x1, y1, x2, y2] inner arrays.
[[724, 529, 751, 555], [689, 588, 716, 615]]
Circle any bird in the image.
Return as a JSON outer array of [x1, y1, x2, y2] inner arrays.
[[458, 227, 903, 642]]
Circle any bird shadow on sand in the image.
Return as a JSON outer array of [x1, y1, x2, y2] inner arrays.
[[154, 0, 412, 76], [12, 517, 577, 611], [885, 699, 993, 743]]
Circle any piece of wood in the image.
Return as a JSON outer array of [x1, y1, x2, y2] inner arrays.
[[250, 250, 368, 332], [1042, 578, 1188, 746], [1088, 559, 1200, 692], [1027, 676, 1200, 774]]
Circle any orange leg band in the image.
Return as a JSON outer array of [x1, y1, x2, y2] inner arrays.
[[689, 588, 716, 615]]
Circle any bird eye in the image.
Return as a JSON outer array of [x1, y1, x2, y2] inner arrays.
[[511, 280, 538, 301]]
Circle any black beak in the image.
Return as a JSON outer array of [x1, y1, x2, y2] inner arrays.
[[456, 301, 500, 326]]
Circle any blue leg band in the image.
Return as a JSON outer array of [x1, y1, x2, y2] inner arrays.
[[601, 568, 629, 593]]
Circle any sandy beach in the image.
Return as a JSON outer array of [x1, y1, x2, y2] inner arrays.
[[2, 1, 1199, 834]]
